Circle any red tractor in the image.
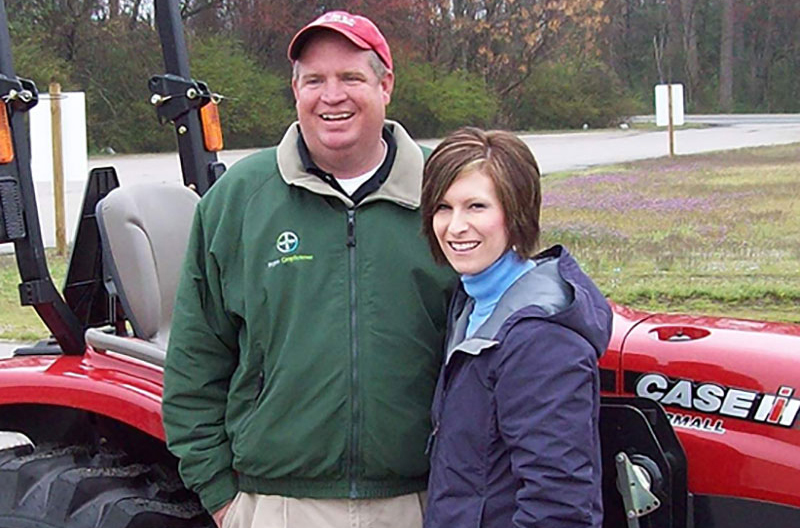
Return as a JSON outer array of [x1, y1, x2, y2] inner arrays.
[[0, 1, 798, 527]]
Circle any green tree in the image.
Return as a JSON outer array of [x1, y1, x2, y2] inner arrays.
[[189, 35, 294, 148], [76, 19, 171, 152], [513, 58, 639, 130], [389, 56, 497, 138], [9, 34, 73, 88]]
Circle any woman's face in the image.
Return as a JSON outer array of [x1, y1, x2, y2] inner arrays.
[[433, 169, 508, 275]]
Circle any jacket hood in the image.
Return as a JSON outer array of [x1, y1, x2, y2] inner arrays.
[[451, 245, 612, 360]]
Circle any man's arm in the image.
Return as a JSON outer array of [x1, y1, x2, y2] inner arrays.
[[163, 206, 241, 514], [495, 320, 600, 528]]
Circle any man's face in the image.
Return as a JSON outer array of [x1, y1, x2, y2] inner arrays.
[[292, 32, 394, 165]]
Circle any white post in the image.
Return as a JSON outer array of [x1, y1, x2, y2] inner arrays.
[[655, 84, 685, 157]]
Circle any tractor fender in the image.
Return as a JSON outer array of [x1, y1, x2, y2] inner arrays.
[[0, 347, 165, 440]]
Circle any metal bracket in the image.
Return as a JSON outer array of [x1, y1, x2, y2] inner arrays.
[[208, 161, 225, 187], [0, 74, 38, 112], [19, 278, 60, 306], [616, 451, 662, 528], [147, 73, 221, 125]]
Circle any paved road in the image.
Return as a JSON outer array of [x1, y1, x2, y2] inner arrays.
[[522, 120, 800, 173], [634, 113, 800, 125], [0, 341, 23, 359]]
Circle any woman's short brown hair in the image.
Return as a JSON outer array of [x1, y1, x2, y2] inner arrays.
[[421, 127, 542, 266]]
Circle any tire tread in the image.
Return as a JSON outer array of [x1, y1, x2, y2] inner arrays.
[[0, 444, 211, 528]]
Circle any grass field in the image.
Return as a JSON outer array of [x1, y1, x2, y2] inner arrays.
[[1, 142, 799, 341], [0, 249, 69, 341], [540, 142, 800, 322]]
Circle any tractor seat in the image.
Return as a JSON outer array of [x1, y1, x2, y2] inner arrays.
[[85, 183, 199, 366]]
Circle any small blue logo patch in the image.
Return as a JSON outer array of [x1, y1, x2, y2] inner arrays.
[[276, 231, 299, 254]]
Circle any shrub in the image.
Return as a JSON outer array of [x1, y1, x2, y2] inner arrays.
[[765, 57, 800, 113], [81, 30, 295, 153], [190, 36, 295, 149], [389, 58, 498, 138], [77, 21, 173, 153], [512, 59, 638, 130], [10, 36, 72, 89]]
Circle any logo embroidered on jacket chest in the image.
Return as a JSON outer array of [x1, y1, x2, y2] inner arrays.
[[268, 230, 315, 269]]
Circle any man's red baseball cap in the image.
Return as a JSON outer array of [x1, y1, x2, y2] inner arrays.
[[288, 11, 393, 71]]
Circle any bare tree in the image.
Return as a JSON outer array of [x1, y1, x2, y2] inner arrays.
[[680, 0, 699, 103], [719, 0, 734, 111]]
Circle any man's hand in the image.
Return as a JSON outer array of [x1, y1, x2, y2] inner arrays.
[[212, 501, 232, 528]]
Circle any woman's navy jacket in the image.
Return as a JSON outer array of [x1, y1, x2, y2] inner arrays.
[[424, 245, 613, 528]]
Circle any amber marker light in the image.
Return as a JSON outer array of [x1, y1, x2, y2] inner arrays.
[[0, 105, 15, 163], [200, 101, 223, 152]]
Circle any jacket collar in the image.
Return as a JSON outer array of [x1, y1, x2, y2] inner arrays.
[[276, 120, 424, 209], [444, 246, 575, 364]]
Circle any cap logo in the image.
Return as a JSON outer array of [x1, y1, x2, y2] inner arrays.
[[318, 12, 356, 27]]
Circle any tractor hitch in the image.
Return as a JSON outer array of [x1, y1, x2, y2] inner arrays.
[[0, 74, 37, 112]]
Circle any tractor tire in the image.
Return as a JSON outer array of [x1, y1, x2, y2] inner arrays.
[[0, 443, 213, 528]]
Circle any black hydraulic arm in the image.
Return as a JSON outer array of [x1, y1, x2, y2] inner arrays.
[[0, 0, 84, 353], [150, 0, 225, 196]]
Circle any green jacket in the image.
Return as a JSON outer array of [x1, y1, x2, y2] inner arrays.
[[163, 121, 454, 513]]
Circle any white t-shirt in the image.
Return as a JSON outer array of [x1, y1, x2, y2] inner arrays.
[[334, 140, 387, 197]]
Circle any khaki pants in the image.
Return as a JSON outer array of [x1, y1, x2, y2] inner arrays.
[[221, 491, 426, 528]]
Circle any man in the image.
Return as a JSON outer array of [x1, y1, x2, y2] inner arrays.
[[162, 11, 454, 528]]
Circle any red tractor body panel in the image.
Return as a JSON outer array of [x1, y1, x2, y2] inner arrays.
[[0, 346, 165, 440], [607, 310, 800, 508]]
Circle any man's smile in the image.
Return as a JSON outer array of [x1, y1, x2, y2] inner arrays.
[[320, 112, 355, 121]]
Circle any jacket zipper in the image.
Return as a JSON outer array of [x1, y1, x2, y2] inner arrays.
[[347, 208, 359, 497], [425, 422, 439, 455], [256, 371, 265, 395]]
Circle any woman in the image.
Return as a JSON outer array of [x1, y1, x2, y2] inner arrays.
[[421, 128, 612, 528]]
